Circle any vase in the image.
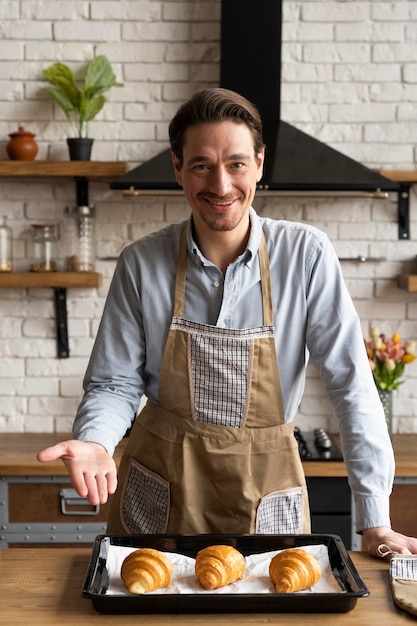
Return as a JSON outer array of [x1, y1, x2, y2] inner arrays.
[[7, 126, 38, 160], [377, 389, 393, 435], [67, 137, 94, 161]]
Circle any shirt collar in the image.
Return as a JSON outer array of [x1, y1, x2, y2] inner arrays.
[[186, 207, 261, 268]]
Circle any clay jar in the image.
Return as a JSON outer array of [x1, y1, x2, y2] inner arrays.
[[7, 126, 38, 160]]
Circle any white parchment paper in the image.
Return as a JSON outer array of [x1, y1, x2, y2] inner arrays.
[[105, 544, 342, 595]]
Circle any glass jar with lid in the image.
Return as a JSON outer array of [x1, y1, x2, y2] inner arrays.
[[63, 205, 95, 271], [0, 215, 13, 272], [29, 223, 58, 272]]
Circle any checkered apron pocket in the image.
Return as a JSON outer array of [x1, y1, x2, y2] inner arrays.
[[256, 487, 304, 534], [182, 321, 274, 428], [120, 458, 170, 534]]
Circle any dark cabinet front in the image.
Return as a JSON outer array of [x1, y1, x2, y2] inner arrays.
[[307, 477, 352, 549]]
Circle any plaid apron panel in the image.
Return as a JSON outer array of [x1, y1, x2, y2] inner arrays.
[[255, 487, 304, 534], [120, 458, 170, 534], [390, 556, 417, 581], [172, 319, 275, 428]]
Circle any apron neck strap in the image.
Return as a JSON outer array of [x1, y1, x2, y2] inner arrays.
[[173, 224, 274, 326], [172, 226, 188, 318], [258, 233, 274, 326]]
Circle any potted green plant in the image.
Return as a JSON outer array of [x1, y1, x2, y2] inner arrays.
[[43, 55, 123, 160]]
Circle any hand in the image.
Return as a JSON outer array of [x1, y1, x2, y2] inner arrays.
[[363, 526, 417, 557], [37, 439, 118, 506]]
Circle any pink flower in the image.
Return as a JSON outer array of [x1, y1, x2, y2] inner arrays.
[[364, 328, 416, 391]]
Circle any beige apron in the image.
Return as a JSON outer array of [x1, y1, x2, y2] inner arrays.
[[107, 226, 310, 535]]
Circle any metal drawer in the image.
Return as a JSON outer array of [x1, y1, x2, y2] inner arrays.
[[0, 475, 110, 547]]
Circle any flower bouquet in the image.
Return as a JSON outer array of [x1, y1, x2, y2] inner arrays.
[[364, 326, 416, 391]]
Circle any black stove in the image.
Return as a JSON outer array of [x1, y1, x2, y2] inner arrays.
[[295, 427, 343, 461]]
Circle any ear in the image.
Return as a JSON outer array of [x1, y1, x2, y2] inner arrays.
[[171, 152, 183, 187], [256, 148, 265, 183]]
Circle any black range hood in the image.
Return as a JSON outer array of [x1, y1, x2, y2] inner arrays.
[[111, 0, 399, 196]]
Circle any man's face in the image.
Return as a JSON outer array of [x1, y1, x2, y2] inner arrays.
[[172, 121, 264, 234]]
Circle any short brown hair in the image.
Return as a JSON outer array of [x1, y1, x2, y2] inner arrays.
[[169, 88, 264, 165]]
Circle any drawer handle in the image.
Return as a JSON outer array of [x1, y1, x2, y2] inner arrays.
[[60, 488, 100, 516]]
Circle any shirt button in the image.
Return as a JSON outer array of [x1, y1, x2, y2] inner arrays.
[[213, 281, 220, 288], [219, 321, 227, 328]]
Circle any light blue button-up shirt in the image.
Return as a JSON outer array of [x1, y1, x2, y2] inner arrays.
[[73, 208, 394, 532]]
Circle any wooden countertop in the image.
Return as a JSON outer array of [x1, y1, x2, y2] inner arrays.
[[1, 547, 414, 625], [1, 433, 416, 477]]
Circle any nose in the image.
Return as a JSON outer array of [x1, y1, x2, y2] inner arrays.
[[207, 166, 232, 196]]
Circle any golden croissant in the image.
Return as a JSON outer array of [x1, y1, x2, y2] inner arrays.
[[269, 548, 321, 593], [195, 544, 245, 590], [121, 548, 174, 594]]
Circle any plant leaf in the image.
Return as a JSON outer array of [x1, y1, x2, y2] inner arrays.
[[80, 93, 106, 122], [43, 56, 122, 137], [45, 87, 75, 118], [84, 55, 122, 97], [43, 63, 79, 108]]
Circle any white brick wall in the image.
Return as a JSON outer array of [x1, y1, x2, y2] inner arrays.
[[0, 0, 417, 434]]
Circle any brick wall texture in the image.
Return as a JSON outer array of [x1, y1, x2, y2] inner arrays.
[[1, 1, 417, 434]]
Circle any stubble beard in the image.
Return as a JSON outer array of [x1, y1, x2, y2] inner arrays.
[[199, 211, 244, 232], [196, 195, 248, 233]]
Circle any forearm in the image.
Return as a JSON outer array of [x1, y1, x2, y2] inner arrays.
[[73, 386, 138, 455]]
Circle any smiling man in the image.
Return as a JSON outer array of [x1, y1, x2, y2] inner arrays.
[[38, 88, 417, 557], [170, 92, 265, 273]]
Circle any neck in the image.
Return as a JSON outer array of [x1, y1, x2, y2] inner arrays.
[[193, 218, 250, 275]]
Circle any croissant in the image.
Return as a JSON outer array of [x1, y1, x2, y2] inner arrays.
[[195, 545, 245, 590], [269, 548, 321, 593], [121, 548, 174, 594]]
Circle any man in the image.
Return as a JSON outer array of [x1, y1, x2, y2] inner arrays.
[[38, 88, 417, 556]]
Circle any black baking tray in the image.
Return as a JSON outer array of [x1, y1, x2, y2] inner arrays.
[[82, 533, 369, 614]]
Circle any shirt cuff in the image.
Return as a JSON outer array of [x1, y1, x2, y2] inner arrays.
[[72, 427, 118, 457], [354, 494, 391, 533]]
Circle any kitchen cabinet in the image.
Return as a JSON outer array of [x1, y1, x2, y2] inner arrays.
[[306, 476, 352, 548], [0, 160, 127, 356], [0, 433, 125, 548], [3, 476, 110, 547], [390, 480, 417, 537]]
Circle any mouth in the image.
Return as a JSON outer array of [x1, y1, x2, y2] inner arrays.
[[202, 196, 238, 211]]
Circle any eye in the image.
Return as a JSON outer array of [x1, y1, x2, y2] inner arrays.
[[192, 163, 209, 171]]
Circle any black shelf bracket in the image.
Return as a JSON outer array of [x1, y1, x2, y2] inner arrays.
[[53, 176, 87, 358], [75, 177, 89, 206], [398, 183, 411, 240], [54, 287, 69, 358]]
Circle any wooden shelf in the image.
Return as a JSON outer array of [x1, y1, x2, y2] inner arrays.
[[0, 163, 114, 357], [379, 169, 417, 240], [0, 272, 102, 358], [398, 275, 417, 292], [381, 169, 417, 183], [0, 160, 127, 179], [0, 272, 102, 289]]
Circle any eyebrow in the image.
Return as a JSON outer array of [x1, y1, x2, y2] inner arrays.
[[186, 153, 252, 166]]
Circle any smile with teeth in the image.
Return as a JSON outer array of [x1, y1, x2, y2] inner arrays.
[[206, 198, 236, 207]]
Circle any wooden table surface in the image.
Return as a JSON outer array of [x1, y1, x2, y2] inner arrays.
[[1, 433, 416, 477], [0, 547, 415, 626]]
